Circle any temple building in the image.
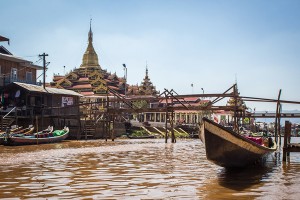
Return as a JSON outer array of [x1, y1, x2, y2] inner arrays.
[[127, 66, 159, 96], [51, 23, 159, 100], [50, 23, 126, 97]]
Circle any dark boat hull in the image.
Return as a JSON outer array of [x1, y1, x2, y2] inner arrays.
[[200, 118, 277, 168]]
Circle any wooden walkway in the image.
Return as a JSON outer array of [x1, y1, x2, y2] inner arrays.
[[284, 143, 300, 152]]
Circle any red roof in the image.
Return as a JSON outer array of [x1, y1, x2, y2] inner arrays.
[[53, 75, 64, 81], [180, 97, 200, 102], [72, 84, 92, 89], [78, 77, 89, 81], [108, 85, 120, 90], [80, 91, 94, 96]]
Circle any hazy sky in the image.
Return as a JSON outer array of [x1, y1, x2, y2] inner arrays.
[[1, 0, 300, 111]]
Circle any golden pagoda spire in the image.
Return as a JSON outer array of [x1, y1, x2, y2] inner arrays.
[[145, 62, 149, 79], [80, 19, 101, 69]]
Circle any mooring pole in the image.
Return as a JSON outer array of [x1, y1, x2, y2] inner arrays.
[[279, 104, 282, 147], [165, 94, 168, 143], [233, 84, 238, 133], [171, 110, 176, 143], [112, 115, 115, 142], [275, 89, 281, 145], [283, 120, 291, 162]]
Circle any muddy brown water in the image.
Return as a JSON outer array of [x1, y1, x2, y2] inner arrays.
[[0, 138, 299, 199]]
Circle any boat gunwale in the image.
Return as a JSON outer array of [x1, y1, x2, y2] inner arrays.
[[202, 117, 277, 152]]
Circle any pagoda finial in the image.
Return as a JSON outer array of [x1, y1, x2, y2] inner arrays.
[[88, 18, 93, 43], [80, 19, 100, 68], [145, 61, 148, 78]]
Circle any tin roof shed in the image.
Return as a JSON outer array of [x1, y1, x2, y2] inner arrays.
[[10, 82, 82, 96]]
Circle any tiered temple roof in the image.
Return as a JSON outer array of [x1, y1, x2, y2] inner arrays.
[[226, 87, 247, 110], [51, 22, 158, 97], [127, 67, 159, 96], [51, 22, 126, 96]]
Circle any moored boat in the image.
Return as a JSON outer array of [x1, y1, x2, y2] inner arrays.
[[200, 117, 277, 168], [127, 135, 156, 139], [0, 125, 35, 145], [3, 127, 69, 146]]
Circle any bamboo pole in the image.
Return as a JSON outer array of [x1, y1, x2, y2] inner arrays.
[[36, 115, 39, 144], [275, 89, 281, 145], [165, 94, 168, 143], [171, 110, 176, 143]]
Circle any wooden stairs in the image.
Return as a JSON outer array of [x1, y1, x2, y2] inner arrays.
[[0, 117, 15, 130]]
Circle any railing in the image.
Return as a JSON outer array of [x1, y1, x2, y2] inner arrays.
[[3, 106, 16, 119], [0, 77, 41, 86]]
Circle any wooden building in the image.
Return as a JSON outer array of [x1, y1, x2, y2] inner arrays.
[[1, 82, 82, 137], [0, 46, 43, 87]]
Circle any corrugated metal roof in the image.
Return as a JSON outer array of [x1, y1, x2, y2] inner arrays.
[[0, 53, 43, 70], [13, 82, 83, 96]]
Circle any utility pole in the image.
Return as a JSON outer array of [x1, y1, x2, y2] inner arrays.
[[39, 53, 48, 89]]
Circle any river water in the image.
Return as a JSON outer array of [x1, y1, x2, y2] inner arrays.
[[0, 138, 299, 199]]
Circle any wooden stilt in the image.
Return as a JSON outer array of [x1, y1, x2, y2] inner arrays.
[[275, 89, 281, 145], [170, 111, 176, 143], [165, 94, 168, 143], [112, 115, 115, 142]]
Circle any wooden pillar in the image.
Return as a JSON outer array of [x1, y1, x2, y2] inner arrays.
[[283, 121, 291, 162], [233, 84, 238, 133], [171, 111, 176, 143], [84, 115, 87, 140], [165, 95, 168, 143], [15, 107, 18, 126], [105, 119, 108, 142], [41, 106, 44, 131], [278, 104, 282, 147], [106, 92, 109, 141], [275, 89, 281, 145], [77, 114, 81, 140], [283, 121, 291, 149], [111, 114, 115, 141]]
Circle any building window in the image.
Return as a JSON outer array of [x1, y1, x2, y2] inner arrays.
[[11, 68, 17, 81], [26, 72, 32, 82]]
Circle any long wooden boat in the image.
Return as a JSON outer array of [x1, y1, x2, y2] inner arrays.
[[0, 126, 23, 134], [12, 126, 35, 135], [0, 126, 34, 145], [127, 135, 156, 139], [4, 127, 69, 146], [200, 117, 277, 168]]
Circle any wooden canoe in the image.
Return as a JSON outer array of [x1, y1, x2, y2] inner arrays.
[[4, 127, 69, 146], [200, 117, 277, 168], [0, 126, 34, 145], [127, 135, 156, 139]]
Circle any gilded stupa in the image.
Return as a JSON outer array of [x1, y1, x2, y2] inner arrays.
[[51, 22, 126, 96], [80, 21, 100, 69]]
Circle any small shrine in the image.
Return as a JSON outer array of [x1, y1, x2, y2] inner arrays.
[[127, 66, 159, 96]]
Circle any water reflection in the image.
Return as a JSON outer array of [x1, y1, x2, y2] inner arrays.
[[0, 139, 300, 199]]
